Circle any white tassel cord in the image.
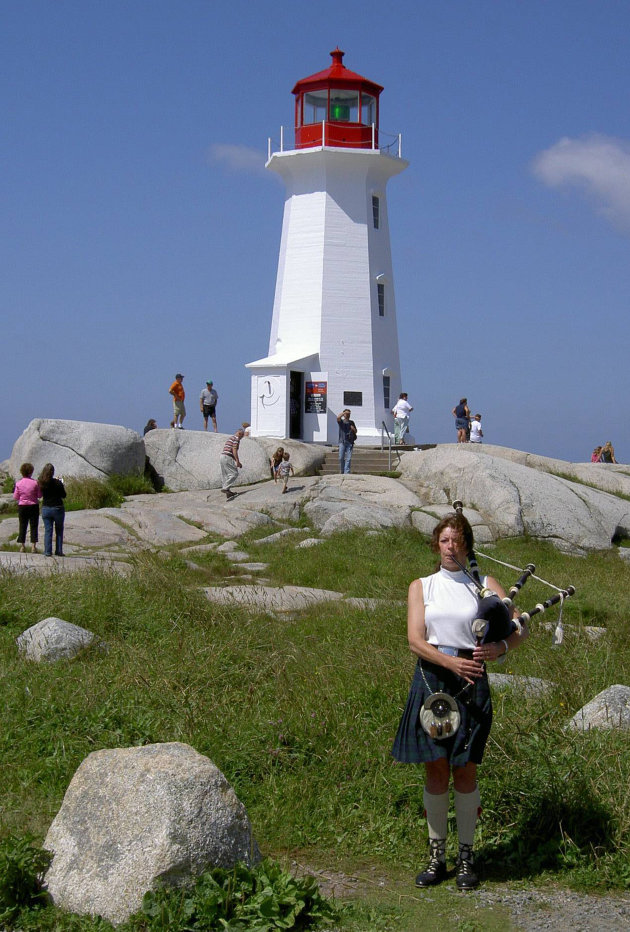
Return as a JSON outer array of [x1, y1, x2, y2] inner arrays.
[[475, 550, 569, 647]]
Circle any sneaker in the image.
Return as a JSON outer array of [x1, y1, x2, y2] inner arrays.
[[415, 839, 447, 887], [455, 844, 479, 890]]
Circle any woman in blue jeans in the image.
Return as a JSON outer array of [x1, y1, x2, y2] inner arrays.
[[38, 463, 66, 556]]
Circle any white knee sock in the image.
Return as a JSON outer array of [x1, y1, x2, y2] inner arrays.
[[454, 786, 481, 848], [423, 788, 449, 857]]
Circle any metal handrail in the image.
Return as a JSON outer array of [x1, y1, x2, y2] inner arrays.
[[268, 127, 403, 158], [381, 421, 393, 471]]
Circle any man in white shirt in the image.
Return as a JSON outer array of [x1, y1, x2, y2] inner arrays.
[[392, 392, 414, 444]]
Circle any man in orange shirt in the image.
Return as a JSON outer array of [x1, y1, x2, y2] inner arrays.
[[169, 373, 186, 429]]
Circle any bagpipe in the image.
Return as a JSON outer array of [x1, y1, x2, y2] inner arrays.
[[451, 501, 576, 645]]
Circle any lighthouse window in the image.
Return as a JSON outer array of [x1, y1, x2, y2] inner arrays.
[[372, 196, 380, 229], [304, 91, 328, 125], [377, 282, 385, 317], [361, 94, 376, 125], [329, 90, 359, 122], [383, 375, 391, 409]]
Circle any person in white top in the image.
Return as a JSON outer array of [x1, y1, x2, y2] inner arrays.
[[392, 513, 527, 891], [392, 392, 414, 444], [469, 414, 483, 444]]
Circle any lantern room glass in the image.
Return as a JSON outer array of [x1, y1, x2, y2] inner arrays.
[[303, 91, 328, 125], [361, 94, 376, 126], [329, 89, 359, 122]]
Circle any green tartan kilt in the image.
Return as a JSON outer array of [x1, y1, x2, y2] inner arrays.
[[391, 658, 492, 767]]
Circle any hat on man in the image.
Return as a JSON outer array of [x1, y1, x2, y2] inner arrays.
[[175, 373, 184, 379], [206, 379, 213, 385]]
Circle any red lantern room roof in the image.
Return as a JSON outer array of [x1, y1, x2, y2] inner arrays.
[[291, 48, 383, 97], [291, 49, 383, 150]]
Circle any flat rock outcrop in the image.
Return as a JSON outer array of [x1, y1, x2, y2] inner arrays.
[[44, 742, 260, 925], [470, 445, 630, 497], [8, 419, 145, 480], [17, 617, 99, 662], [398, 445, 630, 552]]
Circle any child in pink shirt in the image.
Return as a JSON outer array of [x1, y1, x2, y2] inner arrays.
[[13, 462, 42, 552]]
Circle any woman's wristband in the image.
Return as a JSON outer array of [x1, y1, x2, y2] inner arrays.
[[501, 639, 509, 656]]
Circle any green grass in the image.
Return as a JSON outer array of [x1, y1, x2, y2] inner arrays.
[[1, 528, 629, 929]]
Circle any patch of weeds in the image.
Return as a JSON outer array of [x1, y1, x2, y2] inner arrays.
[[106, 474, 156, 498], [2, 476, 15, 493], [64, 474, 157, 512], [375, 471, 402, 479], [124, 859, 338, 930], [549, 470, 630, 502], [65, 478, 123, 511], [0, 834, 51, 924]]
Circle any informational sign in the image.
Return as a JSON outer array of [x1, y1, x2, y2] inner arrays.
[[305, 381, 327, 413]]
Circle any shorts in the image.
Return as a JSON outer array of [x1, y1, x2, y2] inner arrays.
[[203, 404, 216, 417], [173, 399, 186, 417], [391, 658, 492, 767], [455, 417, 469, 431]]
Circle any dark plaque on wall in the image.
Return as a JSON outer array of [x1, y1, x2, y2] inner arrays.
[[305, 381, 327, 413], [343, 391, 363, 406]]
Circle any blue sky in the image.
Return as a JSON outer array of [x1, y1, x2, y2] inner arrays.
[[3, 0, 628, 464]]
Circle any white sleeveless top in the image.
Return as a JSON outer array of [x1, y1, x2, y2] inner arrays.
[[421, 567, 486, 650]]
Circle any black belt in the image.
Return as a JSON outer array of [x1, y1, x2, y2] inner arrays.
[[437, 647, 474, 659]]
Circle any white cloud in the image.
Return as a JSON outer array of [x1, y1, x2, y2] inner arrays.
[[209, 143, 268, 176], [532, 134, 630, 230]]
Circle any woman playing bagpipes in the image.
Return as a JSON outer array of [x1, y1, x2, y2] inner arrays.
[[391, 512, 528, 890]]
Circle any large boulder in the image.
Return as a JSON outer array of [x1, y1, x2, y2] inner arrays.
[[143, 431, 325, 492], [398, 445, 630, 552], [8, 419, 145, 479], [16, 617, 100, 662], [567, 685, 630, 732], [44, 742, 260, 925]]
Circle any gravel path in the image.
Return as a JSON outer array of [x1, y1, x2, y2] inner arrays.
[[476, 885, 630, 930], [295, 862, 630, 930]]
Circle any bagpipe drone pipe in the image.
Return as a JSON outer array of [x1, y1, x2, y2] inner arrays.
[[451, 501, 576, 643]]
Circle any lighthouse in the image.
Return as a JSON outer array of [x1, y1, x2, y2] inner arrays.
[[247, 49, 408, 444]]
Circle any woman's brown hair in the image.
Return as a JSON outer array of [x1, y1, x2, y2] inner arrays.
[[430, 513, 474, 555]]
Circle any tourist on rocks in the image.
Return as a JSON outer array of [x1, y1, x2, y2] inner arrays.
[[169, 373, 186, 429], [469, 414, 483, 444], [452, 398, 470, 443], [599, 441, 617, 464], [199, 380, 219, 432], [277, 451, 294, 494], [392, 512, 527, 891], [337, 409, 357, 474], [38, 463, 66, 557], [392, 392, 414, 444], [220, 427, 245, 501], [591, 445, 602, 462], [270, 447, 285, 481], [13, 462, 42, 553], [143, 419, 157, 435]]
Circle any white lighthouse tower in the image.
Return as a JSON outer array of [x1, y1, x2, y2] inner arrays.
[[247, 49, 408, 444]]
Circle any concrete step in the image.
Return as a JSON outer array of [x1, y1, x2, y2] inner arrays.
[[318, 444, 437, 476]]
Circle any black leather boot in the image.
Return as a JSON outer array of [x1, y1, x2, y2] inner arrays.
[[415, 838, 447, 887], [455, 843, 479, 890]]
